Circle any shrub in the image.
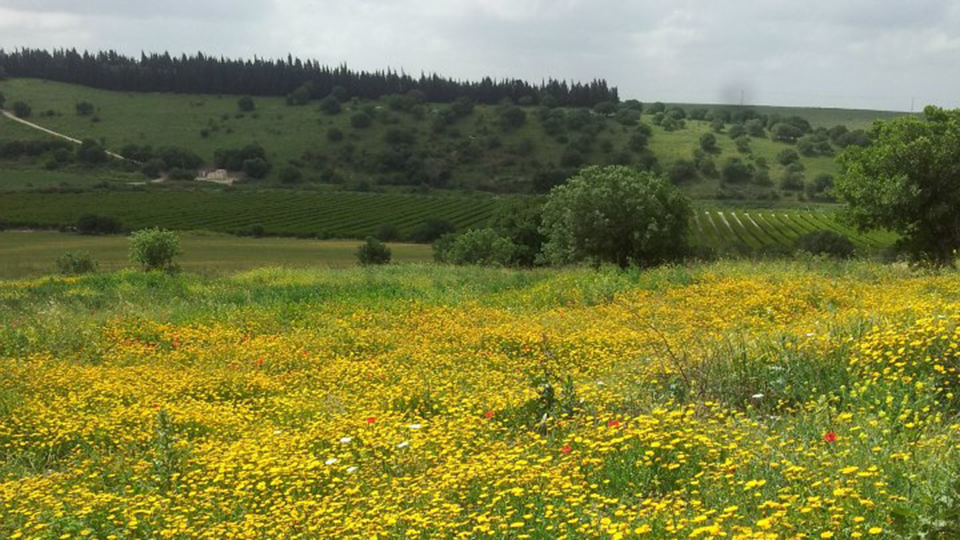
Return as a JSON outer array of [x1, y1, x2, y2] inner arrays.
[[237, 96, 255, 112], [77, 139, 108, 165], [243, 157, 270, 179], [327, 128, 344, 142], [375, 223, 401, 242], [167, 167, 195, 181], [319, 95, 342, 115], [699, 133, 719, 153], [796, 231, 856, 259], [540, 165, 691, 268], [129, 228, 182, 272], [279, 165, 303, 184], [356, 237, 392, 266], [721, 157, 752, 184], [142, 158, 166, 178], [76, 214, 122, 235], [408, 218, 455, 243], [434, 228, 517, 266], [350, 112, 372, 129], [12, 101, 31, 118], [777, 148, 800, 166], [668, 159, 698, 185], [56, 251, 98, 275]]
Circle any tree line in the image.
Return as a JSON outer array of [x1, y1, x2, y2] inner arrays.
[[0, 48, 619, 107]]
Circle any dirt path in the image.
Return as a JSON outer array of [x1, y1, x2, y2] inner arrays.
[[1, 109, 131, 162]]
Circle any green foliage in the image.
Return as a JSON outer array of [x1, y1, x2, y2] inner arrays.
[[721, 157, 752, 184], [55, 251, 98, 275], [318, 95, 342, 115], [0, 91, 5, 109], [408, 218, 456, 243], [668, 159, 698, 185], [497, 104, 527, 130], [433, 228, 517, 266], [76, 214, 122, 235], [796, 231, 855, 259], [777, 148, 800, 166], [12, 101, 31, 118], [489, 199, 546, 267], [350, 112, 372, 129], [837, 106, 960, 264], [699, 133, 718, 153], [375, 223, 401, 242], [237, 96, 255, 112], [243, 158, 270, 179], [356, 236, 392, 266], [129, 228, 182, 272], [285, 84, 312, 106], [540, 165, 692, 268], [278, 165, 302, 184]]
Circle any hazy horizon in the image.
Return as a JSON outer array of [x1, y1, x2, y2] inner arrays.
[[1, 0, 958, 112]]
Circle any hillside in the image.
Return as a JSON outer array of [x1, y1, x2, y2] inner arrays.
[[0, 78, 907, 202]]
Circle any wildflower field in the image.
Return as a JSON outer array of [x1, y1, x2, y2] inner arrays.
[[1, 261, 959, 539]]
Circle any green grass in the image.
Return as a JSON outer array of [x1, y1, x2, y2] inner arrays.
[[670, 102, 910, 130], [0, 231, 432, 280], [0, 78, 908, 200]]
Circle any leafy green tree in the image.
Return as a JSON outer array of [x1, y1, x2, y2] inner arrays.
[[771, 123, 803, 143], [728, 124, 747, 139], [745, 119, 766, 137], [489, 199, 545, 267], [129, 228, 182, 272], [350, 112, 372, 129], [668, 159, 698, 185], [12, 101, 31, 118], [836, 106, 960, 264], [286, 83, 312, 106], [237, 96, 255, 111], [648, 102, 666, 114], [593, 101, 617, 115], [710, 118, 725, 133], [699, 133, 719, 153], [356, 237, 392, 266], [279, 165, 303, 184], [621, 99, 643, 113], [408, 218, 455, 243], [734, 135, 751, 154], [777, 148, 800, 166], [243, 157, 270, 179], [375, 223, 401, 242], [319, 95, 342, 115], [56, 251, 98, 275], [433, 228, 517, 266], [77, 139, 108, 164], [540, 165, 691, 268], [497, 105, 527, 130], [721, 157, 752, 183]]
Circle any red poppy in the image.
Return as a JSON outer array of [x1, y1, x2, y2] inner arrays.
[[606, 420, 621, 428], [172, 341, 180, 348], [824, 431, 837, 443], [484, 411, 495, 419], [152, 403, 160, 409], [365, 417, 377, 424], [561, 445, 572, 454], [256, 358, 264, 366]]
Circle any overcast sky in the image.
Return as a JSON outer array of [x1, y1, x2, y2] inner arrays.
[[1, 0, 958, 111]]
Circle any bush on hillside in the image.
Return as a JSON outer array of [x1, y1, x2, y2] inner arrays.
[[56, 251, 98, 275], [77, 214, 122, 235], [129, 228, 182, 272], [433, 228, 517, 266], [796, 231, 856, 259], [408, 218, 455, 243], [12, 101, 31, 118], [356, 236, 392, 266], [375, 223, 401, 242], [75, 102, 95, 116], [237, 96, 255, 112]]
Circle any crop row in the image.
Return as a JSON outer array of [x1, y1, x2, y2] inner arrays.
[[0, 191, 501, 238], [691, 210, 897, 252]]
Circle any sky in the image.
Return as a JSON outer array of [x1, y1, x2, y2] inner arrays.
[[1, 0, 958, 111]]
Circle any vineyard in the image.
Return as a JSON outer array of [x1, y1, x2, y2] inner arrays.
[[0, 190, 500, 239], [690, 209, 897, 252], [0, 190, 896, 250]]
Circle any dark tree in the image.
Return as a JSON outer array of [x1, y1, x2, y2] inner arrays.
[[243, 157, 270, 179], [350, 112, 372, 129], [77, 139, 107, 164], [318, 95, 342, 115], [12, 101, 31, 118], [668, 159, 698, 185], [699, 133, 719, 153], [721, 157, 752, 184], [238, 96, 256, 112]]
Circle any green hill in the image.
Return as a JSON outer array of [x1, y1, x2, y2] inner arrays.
[[0, 78, 908, 202]]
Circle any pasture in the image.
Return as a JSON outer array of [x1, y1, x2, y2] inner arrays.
[[0, 261, 957, 538], [0, 231, 432, 280]]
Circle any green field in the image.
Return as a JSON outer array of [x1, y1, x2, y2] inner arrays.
[[0, 78, 907, 200], [0, 231, 432, 279]]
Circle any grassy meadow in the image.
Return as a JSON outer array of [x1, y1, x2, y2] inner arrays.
[[1, 261, 959, 539], [0, 78, 905, 199], [0, 231, 432, 279]]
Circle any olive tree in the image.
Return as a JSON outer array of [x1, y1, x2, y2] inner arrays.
[[836, 106, 960, 265], [129, 228, 182, 271], [540, 166, 691, 268]]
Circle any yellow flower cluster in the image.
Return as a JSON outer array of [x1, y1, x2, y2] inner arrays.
[[1, 263, 959, 539]]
